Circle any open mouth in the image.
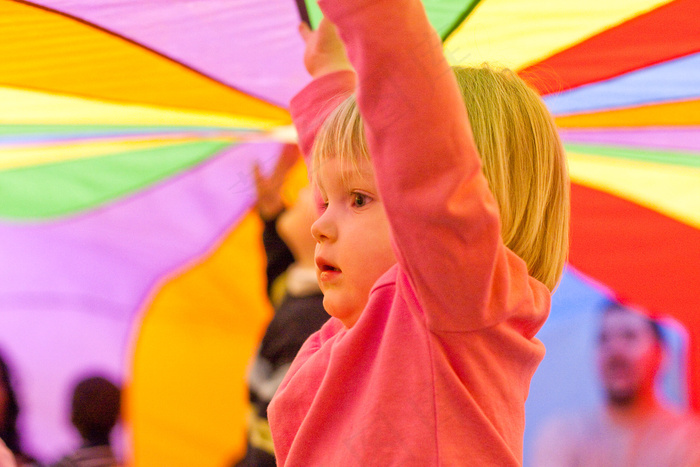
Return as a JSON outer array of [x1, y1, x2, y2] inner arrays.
[[316, 257, 341, 278]]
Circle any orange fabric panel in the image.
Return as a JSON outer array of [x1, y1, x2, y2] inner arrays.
[[126, 212, 272, 466], [555, 98, 700, 127], [0, 1, 289, 123]]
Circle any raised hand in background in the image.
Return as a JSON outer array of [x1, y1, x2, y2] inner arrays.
[[253, 143, 301, 221]]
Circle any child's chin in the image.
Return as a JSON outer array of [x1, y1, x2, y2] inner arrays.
[[324, 298, 361, 328]]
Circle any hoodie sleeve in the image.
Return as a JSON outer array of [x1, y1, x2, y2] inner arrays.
[[290, 70, 357, 164]]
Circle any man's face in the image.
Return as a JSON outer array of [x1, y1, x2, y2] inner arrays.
[[596, 307, 663, 405]]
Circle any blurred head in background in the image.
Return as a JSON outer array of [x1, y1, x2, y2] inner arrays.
[[277, 186, 318, 269], [71, 376, 121, 446], [596, 302, 665, 407], [0, 353, 21, 454]]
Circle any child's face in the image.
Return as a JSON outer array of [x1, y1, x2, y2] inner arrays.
[[312, 156, 396, 328]]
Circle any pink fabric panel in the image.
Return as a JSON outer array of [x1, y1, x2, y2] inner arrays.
[[559, 128, 700, 153]]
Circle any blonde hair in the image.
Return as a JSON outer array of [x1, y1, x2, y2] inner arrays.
[[311, 93, 370, 189], [312, 65, 570, 291]]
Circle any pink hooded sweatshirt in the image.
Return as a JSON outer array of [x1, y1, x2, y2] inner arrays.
[[267, 0, 551, 465]]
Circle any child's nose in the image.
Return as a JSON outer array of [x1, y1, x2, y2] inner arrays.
[[311, 210, 336, 243]]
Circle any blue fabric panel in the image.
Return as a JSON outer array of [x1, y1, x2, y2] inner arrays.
[[544, 52, 700, 115]]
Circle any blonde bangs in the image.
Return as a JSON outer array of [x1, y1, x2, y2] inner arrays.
[[311, 94, 370, 188]]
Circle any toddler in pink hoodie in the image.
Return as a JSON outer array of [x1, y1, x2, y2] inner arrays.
[[268, 0, 570, 465]]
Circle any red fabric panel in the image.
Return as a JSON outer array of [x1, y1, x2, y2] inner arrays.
[[569, 183, 700, 411], [520, 0, 700, 95]]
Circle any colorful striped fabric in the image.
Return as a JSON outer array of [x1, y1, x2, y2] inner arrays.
[[1, 0, 698, 465]]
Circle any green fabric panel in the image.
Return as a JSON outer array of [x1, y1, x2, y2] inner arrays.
[[427, 0, 481, 39], [303, 0, 480, 39], [304, 0, 323, 29], [564, 143, 700, 168], [0, 140, 233, 220]]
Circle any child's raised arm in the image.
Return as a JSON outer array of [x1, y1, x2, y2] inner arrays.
[[319, 0, 549, 331]]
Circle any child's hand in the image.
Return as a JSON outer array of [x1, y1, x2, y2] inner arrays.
[[299, 18, 353, 78], [254, 144, 300, 221]]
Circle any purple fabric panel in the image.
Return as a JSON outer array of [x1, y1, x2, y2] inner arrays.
[[0, 142, 280, 315], [0, 308, 129, 462], [559, 128, 700, 153], [30, 0, 310, 106], [0, 142, 282, 460]]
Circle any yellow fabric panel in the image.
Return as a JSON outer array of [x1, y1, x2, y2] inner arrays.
[[0, 1, 289, 125], [126, 213, 273, 467], [443, 0, 672, 70], [281, 158, 311, 206], [0, 138, 206, 171], [0, 86, 280, 129], [568, 150, 700, 229], [555, 99, 700, 127]]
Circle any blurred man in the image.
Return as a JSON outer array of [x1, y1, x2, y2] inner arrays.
[[52, 376, 121, 467], [533, 302, 700, 466]]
